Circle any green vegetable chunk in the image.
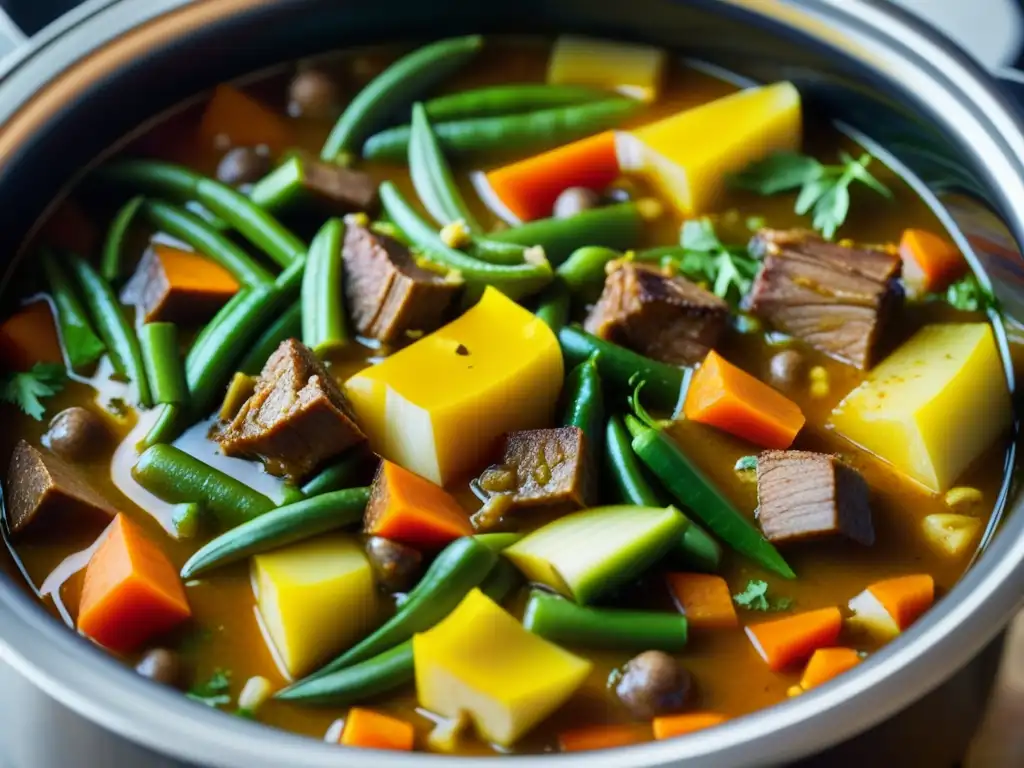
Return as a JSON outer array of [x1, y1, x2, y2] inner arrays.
[[301, 218, 348, 354], [532, 280, 571, 333], [238, 300, 302, 376], [424, 84, 611, 122], [561, 353, 604, 456], [275, 640, 414, 706], [40, 250, 105, 370], [139, 323, 188, 406], [409, 102, 481, 231], [100, 195, 145, 283]]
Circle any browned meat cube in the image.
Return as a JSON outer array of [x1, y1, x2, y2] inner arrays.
[[584, 262, 729, 365], [4, 440, 116, 537], [747, 229, 903, 369], [756, 450, 874, 545], [342, 223, 461, 343], [217, 339, 364, 480], [477, 426, 596, 512], [119, 244, 240, 324], [294, 152, 379, 213]]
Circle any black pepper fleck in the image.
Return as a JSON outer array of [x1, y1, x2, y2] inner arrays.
[[455, 344, 470, 356]]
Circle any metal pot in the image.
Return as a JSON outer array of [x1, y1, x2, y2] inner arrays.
[[0, 1, 1022, 766]]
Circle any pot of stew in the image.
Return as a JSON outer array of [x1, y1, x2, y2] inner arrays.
[[0, 0, 1022, 765]]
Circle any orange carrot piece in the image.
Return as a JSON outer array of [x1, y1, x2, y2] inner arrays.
[[135, 245, 241, 324], [484, 131, 620, 221], [868, 574, 934, 631], [683, 350, 805, 449], [198, 85, 291, 154], [899, 229, 965, 294], [155, 244, 241, 296], [78, 515, 191, 653], [652, 712, 728, 740], [365, 460, 473, 549], [558, 722, 650, 752], [0, 301, 64, 371], [799, 647, 862, 691], [665, 573, 738, 630], [745, 607, 842, 671], [340, 708, 415, 751]]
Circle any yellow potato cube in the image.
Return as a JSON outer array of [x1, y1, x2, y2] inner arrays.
[[829, 323, 1011, 493], [345, 288, 563, 485], [547, 36, 666, 102], [414, 588, 591, 747], [252, 535, 377, 679], [616, 82, 801, 215], [922, 513, 982, 557]]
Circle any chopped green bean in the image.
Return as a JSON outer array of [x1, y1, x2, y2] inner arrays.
[[425, 84, 611, 122], [533, 279, 571, 332], [300, 448, 377, 497], [302, 218, 347, 354], [101, 195, 144, 283], [239, 300, 301, 376], [139, 323, 187, 406], [409, 102, 480, 231], [275, 641, 413, 706], [40, 249, 105, 370]]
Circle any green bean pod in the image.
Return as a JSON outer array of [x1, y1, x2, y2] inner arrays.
[[302, 218, 347, 354], [171, 502, 202, 540], [275, 640, 414, 706], [557, 245, 621, 297], [141, 200, 275, 286], [562, 353, 604, 453], [139, 323, 187, 406], [380, 182, 552, 300], [132, 444, 275, 529], [100, 195, 144, 283], [425, 84, 612, 122], [467, 237, 528, 265], [523, 590, 688, 651], [478, 557, 522, 602], [63, 252, 151, 407], [409, 102, 480, 231], [40, 250, 105, 370], [180, 487, 370, 578], [238, 300, 301, 376], [300, 448, 378, 497], [363, 98, 641, 163], [473, 533, 524, 552], [141, 404, 186, 448], [321, 35, 484, 163], [559, 326, 684, 411], [488, 202, 649, 265], [533, 279, 571, 333]]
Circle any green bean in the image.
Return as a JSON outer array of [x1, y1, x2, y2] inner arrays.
[[425, 84, 612, 122], [171, 502, 202, 540], [274, 640, 413, 706], [140, 200, 274, 286], [300, 448, 377, 497], [559, 326, 685, 411], [533, 279, 571, 332], [238, 300, 301, 376], [473, 533, 524, 552], [132, 444, 275, 529], [363, 98, 641, 162], [380, 182, 552, 300], [321, 35, 483, 163], [467, 237, 528, 265], [488, 202, 650, 265], [180, 487, 370, 578], [557, 246, 621, 297], [101, 195, 144, 283], [279, 483, 306, 507], [63, 252, 151, 407], [562, 353, 604, 453], [141, 404, 187, 448], [409, 102, 480, 231], [40, 250, 105, 370], [478, 557, 521, 603], [523, 590, 688, 651], [302, 218, 347, 354], [139, 323, 187, 406]]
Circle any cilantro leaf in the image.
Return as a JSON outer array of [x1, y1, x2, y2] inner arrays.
[[186, 669, 232, 708], [673, 218, 761, 307], [944, 274, 999, 313], [733, 579, 793, 612], [1, 363, 66, 420], [730, 151, 823, 195], [734, 455, 758, 472]]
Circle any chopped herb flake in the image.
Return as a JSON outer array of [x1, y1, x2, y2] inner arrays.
[[186, 669, 232, 708], [1, 363, 66, 420], [733, 579, 792, 612]]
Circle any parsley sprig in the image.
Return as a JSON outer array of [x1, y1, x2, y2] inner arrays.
[[733, 579, 793, 612], [667, 219, 760, 307], [731, 150, 892, 239], [942, 273, 999, 313], [186, 669, 232, 708], [1, 363, 66, 420]]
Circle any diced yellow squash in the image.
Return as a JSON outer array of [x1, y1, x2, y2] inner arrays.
[[414, 588, 591, 747], [829, 323, 1011, 493], [615, 82, 801, 215], [345, 288, 563, 485], [922, 513, 982, 557], [547, 36, 666, 102], [252, 535, 378, 679]]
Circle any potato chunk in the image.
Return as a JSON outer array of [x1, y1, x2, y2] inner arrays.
[[922, 513, 982, 557], [829, 323, 1011, 493]]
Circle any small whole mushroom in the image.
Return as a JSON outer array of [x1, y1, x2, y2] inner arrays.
[[615, 650, 692, 720], [216, 146, 271, 187], [288, 69, 341, 120], [552, 186, 602, 219], [44, 407, 109, 462], [135, 648, 183, 688], [365, 536, 423, 593], [768, 348, 806, 389]]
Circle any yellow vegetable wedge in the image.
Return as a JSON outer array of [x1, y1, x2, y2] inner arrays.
[[547, 36, 666, 102], [414, 588, 591, 747], [345, 287, 563, 485], [830, 323, 1011, 493], [616, 82, 801, 215]]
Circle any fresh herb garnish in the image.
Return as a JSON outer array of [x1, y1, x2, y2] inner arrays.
[[186, 669, 232, 708], [943, 273, 999, 313], [1, 363, 66, 420], [733, 579, 792, 612], [628, 376, 670, 431], [734, 455, 758, 472], [731, 150, 892, 239], [668, 218, 760, 307]]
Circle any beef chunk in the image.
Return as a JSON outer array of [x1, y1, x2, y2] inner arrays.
[[342, 223, 460, 343], [4, 440, 116, 537], [477, 427, 596, 512], [584, 262, 729, 365], [217, 339, 364, 480], [298, 154, 379, 213], [756, 450, 874, 545], [747, 229, 903, 369], [119, 244, 239, 324]]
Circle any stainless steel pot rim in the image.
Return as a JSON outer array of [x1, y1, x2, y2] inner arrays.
[[0, 1, 1022, 766]]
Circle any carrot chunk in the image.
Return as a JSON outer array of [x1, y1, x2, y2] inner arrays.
[[340, 707, 415, 751], [558, 723, 649, 752], [364, 460, 473, 549], [124, 245, 241, 324], [799, 647, 862, 691], [198, 85, 291, 154], [484, 131, 620, 221], [848, 574, 934, 638], [665, 573, 738, 630], [683, 350, 805, 449], [744, 607, 842, 671], [78, 514, 191, 653], [652, 712, 728, 740], [899, 229, 965, 294], [0, 301, 63, 371]]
